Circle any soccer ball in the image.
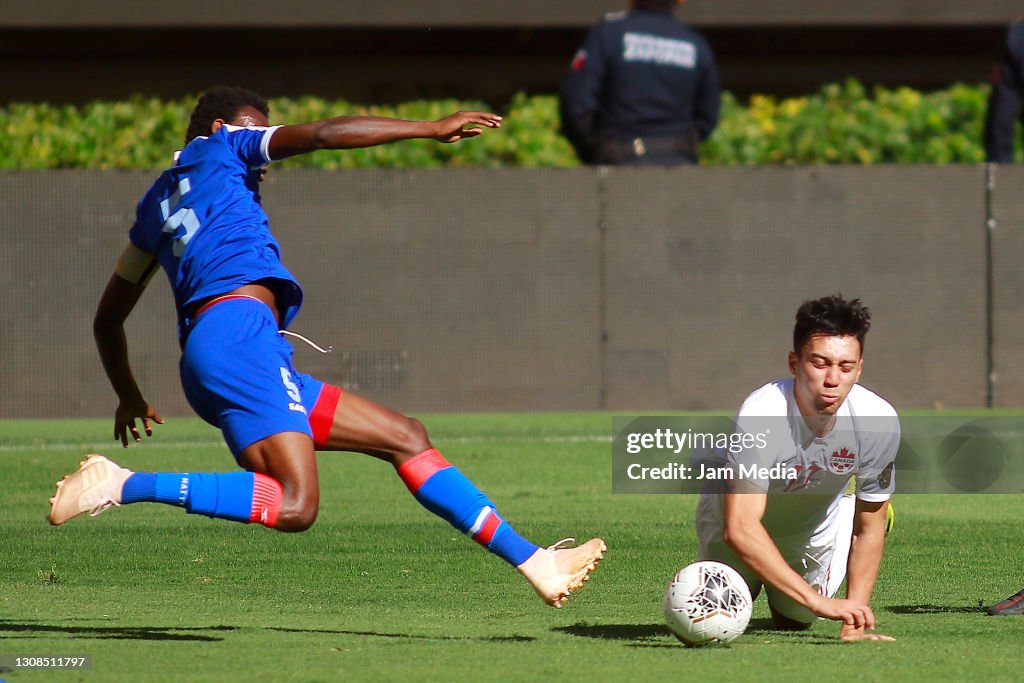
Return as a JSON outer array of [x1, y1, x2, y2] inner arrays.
[[664, 561, 753, 646]]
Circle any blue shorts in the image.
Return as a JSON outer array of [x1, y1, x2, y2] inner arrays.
[[180, 297, 341, 457]]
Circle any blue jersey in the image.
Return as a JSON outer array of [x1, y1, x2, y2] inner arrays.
[[129, 124, 303, 336]]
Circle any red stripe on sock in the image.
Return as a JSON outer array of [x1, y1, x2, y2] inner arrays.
[[250, 473, 283, 528], [308, 384, 343, 448], [396, 448, 451, 494], [473, 511, 502, 546]]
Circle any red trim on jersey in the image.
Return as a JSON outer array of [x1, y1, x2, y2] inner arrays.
[[250, 473, 283, 528], [194, 293, 263, 317], [473, 511, 502, 546], [397, 448, 451, 494], [309, 384, 343, 447]]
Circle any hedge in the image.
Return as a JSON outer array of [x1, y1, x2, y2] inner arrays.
[[0, 80, 1003, 169]]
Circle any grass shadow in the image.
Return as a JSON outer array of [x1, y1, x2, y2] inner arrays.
[[554, 620, 838, 647], [552, 622, 669, 642], [0, 620, 535, 645], [744, 617, 824, 635], [745, 617, 781, 633], [748, 617, 882, 644], [268, 627, 534, 642], [886, 604, 986, 615], [0, 619, 236, 642]]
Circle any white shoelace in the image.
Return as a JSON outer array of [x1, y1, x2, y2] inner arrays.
[[547, 538, 576, 551], [89, 499, 121, 517], [279, 329, 332, 354]]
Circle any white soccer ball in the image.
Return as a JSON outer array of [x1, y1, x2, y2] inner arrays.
[[664, 561, 753, 646]]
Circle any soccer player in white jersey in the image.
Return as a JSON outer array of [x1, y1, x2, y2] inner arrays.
[[696, 295, 898, 641]]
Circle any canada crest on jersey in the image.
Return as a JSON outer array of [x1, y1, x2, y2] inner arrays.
[[827, 446, 856, 475]]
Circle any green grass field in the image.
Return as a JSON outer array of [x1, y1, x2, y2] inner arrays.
[[2, 413, 1023, 682]]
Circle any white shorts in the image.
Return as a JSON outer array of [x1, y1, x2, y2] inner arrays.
[[696, 493, 855, 624]]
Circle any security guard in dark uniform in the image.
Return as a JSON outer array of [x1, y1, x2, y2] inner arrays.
[[984, 20, 1024, 162], [559, 0, 720, 166]]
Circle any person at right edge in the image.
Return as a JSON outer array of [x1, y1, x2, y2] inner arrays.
[[981, 21, 1024, 615], [984, 20, 1024, 163], [559, 0, 720, 166]]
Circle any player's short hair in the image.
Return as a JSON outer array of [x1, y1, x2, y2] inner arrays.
[[185, 85, 270, 143], [793, 295, 871, 355]]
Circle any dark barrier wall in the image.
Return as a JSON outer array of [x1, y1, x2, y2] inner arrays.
[[0, 172, 179, 417], [601, 166, 988, 410], [0, 166, 1011, 418], [2, 3, 1009, 105], [3, 1, 1021, 26], [268, 169, 603, 413]]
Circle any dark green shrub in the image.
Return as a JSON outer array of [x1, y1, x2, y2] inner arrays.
[[0, 81, 1000, 169]]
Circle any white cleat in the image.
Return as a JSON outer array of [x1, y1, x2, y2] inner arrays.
[[517, 537, 606, 608], [48, 454, 133, 526]]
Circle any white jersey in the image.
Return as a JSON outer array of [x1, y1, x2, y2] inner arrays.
[[698, 378, 900, 543]]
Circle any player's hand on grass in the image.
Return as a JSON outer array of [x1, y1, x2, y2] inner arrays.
[[431, 111, 502, 143], [114, 399, 164, 447], [812, 596, 876, 630], [840, 623, 896, 642]]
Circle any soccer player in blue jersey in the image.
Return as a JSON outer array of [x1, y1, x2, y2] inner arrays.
[[48, 85, 605, 607]]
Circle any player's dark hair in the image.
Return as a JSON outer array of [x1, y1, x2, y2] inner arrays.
[[792, 295, 871, 355], [184, 85, 270, 143], [634, 0, 676, 11]]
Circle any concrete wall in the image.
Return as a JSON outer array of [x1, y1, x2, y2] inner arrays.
[[600, 166, 989, 410], [0, 166, 1013, 418], [991, 165, 1024, 407]]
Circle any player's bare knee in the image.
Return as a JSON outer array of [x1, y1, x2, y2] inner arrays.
[[276, 506, 318, 532], [394, 416, 431, 456], [275, 494, 319, 532]]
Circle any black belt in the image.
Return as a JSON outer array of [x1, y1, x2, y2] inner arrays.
[[595, 132, 698, 164]]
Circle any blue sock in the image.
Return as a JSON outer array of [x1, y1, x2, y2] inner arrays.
[[398, 449, 539, 566], [487, 522, 540, 567], [120, 471, 257, 523]]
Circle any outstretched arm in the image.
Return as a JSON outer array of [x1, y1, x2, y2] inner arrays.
[[722, 483, 880, 635], [94, 243, 164, 447], [267, 110, 502, 160]]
